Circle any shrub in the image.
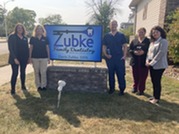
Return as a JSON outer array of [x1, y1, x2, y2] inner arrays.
[[167, 8, 179, 63]]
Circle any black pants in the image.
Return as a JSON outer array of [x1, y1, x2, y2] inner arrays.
[[149, 67, 165, 99], [10, 63, 27, 90]]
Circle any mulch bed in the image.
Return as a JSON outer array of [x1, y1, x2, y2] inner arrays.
[[164, 65, 179, 80]]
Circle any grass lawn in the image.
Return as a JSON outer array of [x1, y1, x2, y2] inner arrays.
[[0, 53, 8, 67], [0, 64, 179, 134]]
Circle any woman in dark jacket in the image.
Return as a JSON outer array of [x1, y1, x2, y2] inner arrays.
[[8, 23, 29, 95], [129, 27, 150, 95]]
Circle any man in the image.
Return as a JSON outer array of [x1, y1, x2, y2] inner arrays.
[[103, 20, 127, 96]]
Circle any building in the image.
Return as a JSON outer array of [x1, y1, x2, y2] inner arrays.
[[120, 22, 133, 30], [129, 0, 179, 36]]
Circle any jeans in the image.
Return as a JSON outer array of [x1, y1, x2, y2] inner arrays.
[[10, 62, 27, 90]]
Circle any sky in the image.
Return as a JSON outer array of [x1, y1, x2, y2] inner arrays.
[[0, 0, 132, 25]]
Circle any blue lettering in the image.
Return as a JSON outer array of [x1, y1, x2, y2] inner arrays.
[[64, 38, 71, 47], [72, 35, 78, 47], [87, 39, 93, 47], [56, 34, 94, 47], [79, 35, 87, 47]]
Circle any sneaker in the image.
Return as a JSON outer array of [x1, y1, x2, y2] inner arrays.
[[42, 87, 47, 91], [118, 92, 124, 96], [136, 92, 144, 96], [22, 86, 27, 90], [108, 89, 114, 94], [37, 87, 42, 91], [11, 89, 15, 95], [149, 99, 159, 104], [149, 97, 154, 100], [131, 88, 137, 93]]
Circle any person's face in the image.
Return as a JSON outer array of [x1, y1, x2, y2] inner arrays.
[[152, 29, 161, 40], [16, 25, 24, 35], [36, 26, 44, 36], [110, 21, 118, 32], [138, 29, 146, 38]]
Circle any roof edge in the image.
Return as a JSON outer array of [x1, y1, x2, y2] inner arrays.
[[129, 0, 142, 8]]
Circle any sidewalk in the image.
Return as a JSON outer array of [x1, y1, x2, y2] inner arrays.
[[0, 38, 6, 43], [0, 64, 34, 86]]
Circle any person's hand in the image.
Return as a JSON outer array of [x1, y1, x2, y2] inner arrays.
[[121, 55, 126, 60], [28, 58, 32, 64], [14, 58, 20, 65], [48, 59, 50, 64], [134, 50, 140, 56], [106, 54, 112, 59], [138, 50, 144, 55], [134, 50, 144, 56], [146, 61, 150, 67]]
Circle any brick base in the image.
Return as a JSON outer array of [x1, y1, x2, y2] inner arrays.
[[47, 66, 108, 92]]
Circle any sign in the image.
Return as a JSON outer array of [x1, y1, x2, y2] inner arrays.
[[44, 25, 102, 62]]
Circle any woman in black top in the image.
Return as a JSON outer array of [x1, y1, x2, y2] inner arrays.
[[129, 27, 150, 95], [8, 23, 29, 95], [29, 25, 50, 91]]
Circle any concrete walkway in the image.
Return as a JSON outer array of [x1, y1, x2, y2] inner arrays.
[[0, 64, 34, 86]]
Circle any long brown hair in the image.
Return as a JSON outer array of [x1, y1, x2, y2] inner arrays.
[[14, 23, 26, 36]]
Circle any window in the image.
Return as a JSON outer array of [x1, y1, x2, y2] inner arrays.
[[143, 3, 148, 20]]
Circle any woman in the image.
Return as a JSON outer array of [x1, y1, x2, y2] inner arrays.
[[146, 26, 168, 104], [29, 25, 50, 91], [8, 23, 29, 95], [129, 28, 150, 95]]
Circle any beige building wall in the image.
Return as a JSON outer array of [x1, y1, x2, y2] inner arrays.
[[135, 0, 166, 36]]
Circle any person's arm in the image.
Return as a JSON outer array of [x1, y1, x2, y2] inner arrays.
[[46, 45, 50, 64], [8, 35, 19, 64], [122, 43, 127, 60], [121, 33, 128, 60], [29, 37, 34, 64], [129, 40, 134, 55], [29, 45, 33, 64], [102, 45, 112, 59]]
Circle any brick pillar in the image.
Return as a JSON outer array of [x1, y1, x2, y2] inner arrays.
[[47, 66, 108, 92]]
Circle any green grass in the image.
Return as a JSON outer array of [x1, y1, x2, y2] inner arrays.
[[0, 53, 8, 67], [0, 66, 179, 134]]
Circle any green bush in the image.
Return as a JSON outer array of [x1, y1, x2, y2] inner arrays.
[[167, 8, 179, 63], [120, 26, 133, 44]]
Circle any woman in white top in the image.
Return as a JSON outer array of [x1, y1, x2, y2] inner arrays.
[[146, 26, 168, 104]]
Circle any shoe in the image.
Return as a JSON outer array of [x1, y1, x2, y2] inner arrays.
[[37, 87, 42, 91], [118, 92, 124, 96], [22, 86, 27, 90], [11, 89, 15, 95], [136, 92, 144, 96], [108, 89, 114, 94], [149, 99, 159, 104], [149, 97, 154, 100], [42, 87, 47, 91], [131, 88, 137, 93]]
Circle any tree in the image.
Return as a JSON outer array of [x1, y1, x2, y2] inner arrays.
[[0, 5, 4, 24], [38, 14, 64, 25], [6, 7, 36, 36], [86, 0, 121, 35], [120, 26, 133, 43], [167, 8, 179, 64]]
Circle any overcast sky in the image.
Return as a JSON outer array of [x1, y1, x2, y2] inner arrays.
[[1, 0, 132, 25]]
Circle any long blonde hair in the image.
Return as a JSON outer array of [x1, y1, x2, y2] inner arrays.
[[32, 25, 46, 37]]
